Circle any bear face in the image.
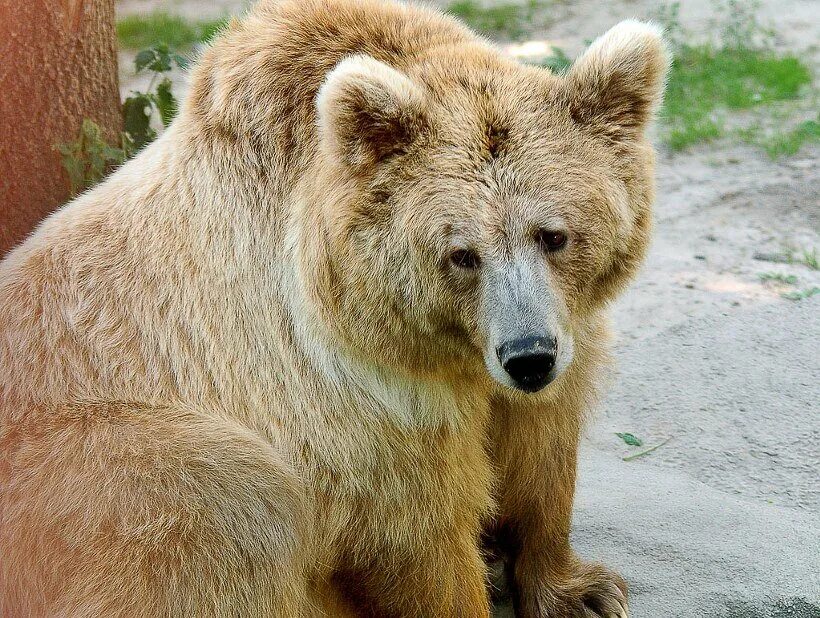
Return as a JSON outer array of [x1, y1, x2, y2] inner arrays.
[[302, 21, 669, 393]]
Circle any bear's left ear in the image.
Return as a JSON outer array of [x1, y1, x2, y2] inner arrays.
[[317, 54, 429, 172], [561, 20, 671, 142]]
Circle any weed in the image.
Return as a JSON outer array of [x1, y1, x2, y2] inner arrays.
[[801, 248, 819, 270], [446, 0, 547, 40], [758, 120, 820, 158], [758, 272, 798, 284], [122, 45, 187, 150], [117, 11, 228, 50], [541, 47, 572, 74], [781, 287, 820, 301], [782, 247, 820, 270], [55, 120, 129, 197], [57, 45, 185, 196], [755, 248, 819, 270]]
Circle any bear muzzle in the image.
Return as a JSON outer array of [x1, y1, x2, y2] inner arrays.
[[496, 335, 557, 393]]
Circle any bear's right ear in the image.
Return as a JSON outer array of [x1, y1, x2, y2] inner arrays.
[[317, 55, 429, 172]]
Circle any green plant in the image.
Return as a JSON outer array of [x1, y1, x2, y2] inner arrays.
[[122, 44, 186, 151], [541, 47, 572, 74], [57, 45, 185, 196], [758, 272, 798, 284], [754, 248, 819, 269], [800, 248, 819, 270], [757, 119, 820, 158], [781, 287, 820, 301], [117, 11, 228, 49], [446, 0, 547, 40], [741, 118, 820, 159], [55, 120, 129, 197]]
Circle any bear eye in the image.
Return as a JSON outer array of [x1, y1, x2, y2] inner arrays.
[[450, 249, 481, 270], [535, 229, 568, 253]]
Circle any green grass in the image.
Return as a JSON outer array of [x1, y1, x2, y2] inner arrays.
[[801, 248, 819, 270], [738, 119, 820, 159], [754, 248, 819, 269], [758, 272, 798, 284], [446, 0, 546, 40], [117, 12, 228, 50], [781, 287, 820, 301], [662, 45, 813, 151], [762, 263, 820, 301], [541, 47, 573, 74], [758, 119, 820, 158]]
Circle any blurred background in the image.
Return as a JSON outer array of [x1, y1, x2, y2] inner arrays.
[[1, 1, 818, 616]]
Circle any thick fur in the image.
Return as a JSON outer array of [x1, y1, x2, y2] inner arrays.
[[0, 1, 669, 616]]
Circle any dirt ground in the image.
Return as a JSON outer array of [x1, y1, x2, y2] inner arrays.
[[116, 1, 820, 615]]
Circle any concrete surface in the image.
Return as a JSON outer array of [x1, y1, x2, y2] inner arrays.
[[571, 450, 820, 618]]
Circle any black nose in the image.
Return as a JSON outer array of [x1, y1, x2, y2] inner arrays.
[[497, 336, 556, 393]]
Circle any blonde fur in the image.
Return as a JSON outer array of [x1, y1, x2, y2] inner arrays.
[[0, 1, 667, 616]]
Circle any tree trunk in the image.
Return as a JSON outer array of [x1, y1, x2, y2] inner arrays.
[[0, 0, 121, 257]]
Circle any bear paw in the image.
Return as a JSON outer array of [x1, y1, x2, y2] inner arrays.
[[516, 560, 629, 618]]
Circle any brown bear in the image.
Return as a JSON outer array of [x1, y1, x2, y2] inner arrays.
[[0, 0, 669, 616]]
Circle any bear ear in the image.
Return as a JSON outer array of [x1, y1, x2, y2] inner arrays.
[[562, 20, 671, 142], [317, 54, 429, 172]]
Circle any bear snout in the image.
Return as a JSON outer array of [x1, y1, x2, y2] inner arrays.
[[496, 335, 557, 393]]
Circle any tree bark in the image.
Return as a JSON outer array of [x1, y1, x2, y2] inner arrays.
[[0, 0, 121, 257]]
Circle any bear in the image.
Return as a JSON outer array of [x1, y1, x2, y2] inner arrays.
[[0, 0, 669, 615]]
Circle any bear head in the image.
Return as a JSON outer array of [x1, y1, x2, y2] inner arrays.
[[300, 20, 670, 394]]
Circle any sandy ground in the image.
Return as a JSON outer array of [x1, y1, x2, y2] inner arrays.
[[116, 0, 820, 615]]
